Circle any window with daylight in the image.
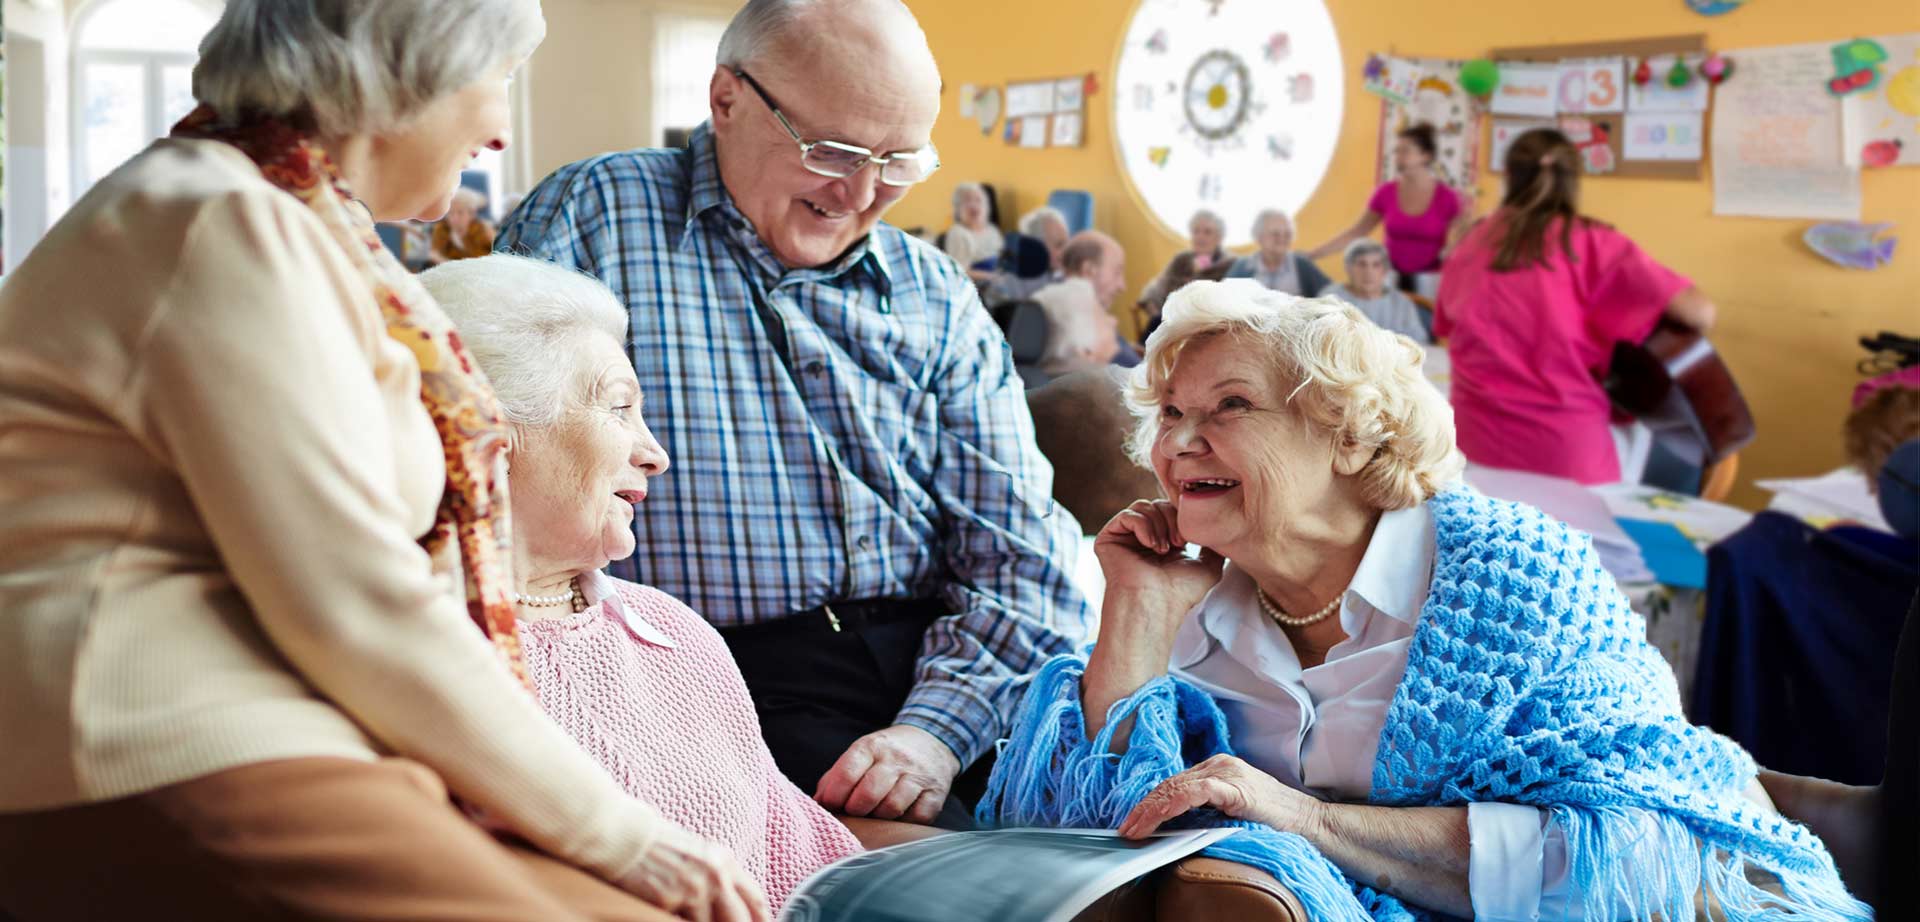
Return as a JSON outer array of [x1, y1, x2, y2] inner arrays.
[[72, 0, 216, 195], [653, 14, 727, 147]]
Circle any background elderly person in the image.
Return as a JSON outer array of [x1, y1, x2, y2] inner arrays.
[[1137, 208, 1230, 335], [1307, 123, 1473, 292], [985, 206, 1071, 304], [425, 255, 864, 916], [1436, 128, 1715, 484], [942, 181, 1004, 281], [0, 3, 739, 920], [1225, 209, 1330, 297], [1323, 239, 1431, 344], [500, 0, 1091, 832], [1033, 275, 1122, 379], [429, 185, 498, 265], [982, 280, 1867, 921]]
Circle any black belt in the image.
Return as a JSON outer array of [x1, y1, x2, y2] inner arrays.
[[719, 597, 945, 637]]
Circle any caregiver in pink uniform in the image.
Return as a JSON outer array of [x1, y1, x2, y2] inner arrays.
[[1434, 128, 1717, 484], [1308, 123, 1472, 289]]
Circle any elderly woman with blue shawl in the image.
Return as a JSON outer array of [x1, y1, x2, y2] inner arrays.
[[979, 280, 1868, 921]]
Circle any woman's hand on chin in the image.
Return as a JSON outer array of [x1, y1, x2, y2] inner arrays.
[[1094, 499, 1225, 621], [1116, 754, 1319, 839]]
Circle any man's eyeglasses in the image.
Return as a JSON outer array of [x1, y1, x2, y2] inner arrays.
[[733, 70, 941, 187]]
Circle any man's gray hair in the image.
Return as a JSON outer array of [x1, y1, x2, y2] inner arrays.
[[193, 0, 545, 138], [1251, 209, 1292, 237], [1019, 206, 1068, 238], [717, 0, 924, 70], [420, 255, 628, 431], [1343, 237, 1388, 268]]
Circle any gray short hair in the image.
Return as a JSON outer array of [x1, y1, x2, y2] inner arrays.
[[1251, 209, 1292, 237], [1128, 279, 1463, 510], [419, 255, 628, 431], [717, 0, 920, 70], [1188, 209, 1225, 235], [1019, 206, 1067, 238], [194, 0, 545, 138], [952, 182, 987, 212], [1343, 238, 1388, 268]]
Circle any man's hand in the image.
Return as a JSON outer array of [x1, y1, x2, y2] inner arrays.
[[814, 724, 962, 824]]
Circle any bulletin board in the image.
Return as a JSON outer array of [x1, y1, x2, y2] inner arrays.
[[1001, 74, 1090, 149], [1491, 33, 1708, 180]]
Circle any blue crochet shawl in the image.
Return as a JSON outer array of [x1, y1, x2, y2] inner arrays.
[[977, 489, 1869, 921]]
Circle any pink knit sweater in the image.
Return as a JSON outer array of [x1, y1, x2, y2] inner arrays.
[[517, 576, 863, 911]]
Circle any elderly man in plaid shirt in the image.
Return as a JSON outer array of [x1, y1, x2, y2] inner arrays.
[[499, 0, 1092, 830]]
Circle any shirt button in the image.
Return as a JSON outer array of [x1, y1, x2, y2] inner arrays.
[[805, 360, 825, 376], [856, 535, 873, 551]]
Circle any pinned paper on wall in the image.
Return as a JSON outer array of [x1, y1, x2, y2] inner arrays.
[[1491, 62, 1558, 117], [972, 86, 1002, 135], [958, 84, 977, 118], [1005, 81, 1056, 119], [1557, 58, 1627, 113], [1375, 58, 1483, 189], [1050, 112, 1084, 147], [1490, 117, 1557, 172], [1017, 116, 1049, 148], [1628, 55, 1711, 111], [1563, 115, 1619, 174], [1364, 53, 1421, 104], [1711, 42, 1861, 220], [1053, 77, 1085, 113], [1623, 111, 1705, 160], [1841, 32, 1920, 167]]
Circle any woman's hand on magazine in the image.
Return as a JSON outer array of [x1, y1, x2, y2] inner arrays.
[[618, 822, 770, 922], [1116, 754, 1319, 839]]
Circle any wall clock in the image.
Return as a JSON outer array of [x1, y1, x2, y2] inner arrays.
[[1112, 0, 1345, 246]]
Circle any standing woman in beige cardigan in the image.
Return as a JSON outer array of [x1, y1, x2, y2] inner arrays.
[[0, 3, 765, 921]]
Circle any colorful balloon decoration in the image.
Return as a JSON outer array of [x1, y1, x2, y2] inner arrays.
[[1632, 58, 1654, 86], [1699, 52, 1732, 85], [1460, 58, 1500, 98], [1666, 58, 1693, 88]]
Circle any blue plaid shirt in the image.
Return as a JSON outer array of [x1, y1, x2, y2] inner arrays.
[[498, 125, 1093, 763]]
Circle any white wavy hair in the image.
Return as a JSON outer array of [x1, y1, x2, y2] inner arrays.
[[419, 255, 628, 432], [1019, 206, 1068, 239], [1127, 279, 1463, 510], [193, 0, 545, 138]]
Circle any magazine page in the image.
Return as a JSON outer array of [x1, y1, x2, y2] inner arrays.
[[779, 827, 1238, 922]]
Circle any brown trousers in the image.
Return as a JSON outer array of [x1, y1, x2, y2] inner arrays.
[[0, 757, 677, 922]]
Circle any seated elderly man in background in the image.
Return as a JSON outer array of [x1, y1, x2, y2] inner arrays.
[[1138, 209, 1230, 337], [1225, 209, 1329, 297], [499, 0, 1091, 831], [982, 280, 1869, 921], [1034, 230, 1141, 368], [1032, 272, 1122, 379], [985, 206, 1070, 304], [1322, 238, 1430, 344], [424, 255, 864, 917]]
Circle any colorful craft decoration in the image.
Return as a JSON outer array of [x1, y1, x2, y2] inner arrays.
[[1666, 58, 1693, 88], [1684, 0, 1747, 14], [1632, 58, 1655, 86], [1829, 39, 1889, 96], [1289, 73, 1315, 104], [1147, 28, 1169, 55], [1083, 73, 1101, 97], [972, 86, 1002, 135], [1699, 52, 1732, 85], [1147, 146, 1171, 167], [1803, 221, 1897, 270], [1459, 58, 1500, 97], [1265, 33, 1291, 63], [1861, 138, 1905, 168]]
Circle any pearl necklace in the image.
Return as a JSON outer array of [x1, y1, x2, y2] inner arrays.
[[1256, 587, 1343, 628], [516, 577, 583, 610]]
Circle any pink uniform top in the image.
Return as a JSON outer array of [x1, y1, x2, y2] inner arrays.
[[519, 574, 863, 913], [1435, 214, 1691, 484], [1368, 180, 1462, 276]]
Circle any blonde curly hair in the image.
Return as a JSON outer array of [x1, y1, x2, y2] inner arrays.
[[1125, 280, 1464, 511]]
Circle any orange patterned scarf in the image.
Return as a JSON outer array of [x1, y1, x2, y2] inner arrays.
[[172, 107, 530, 689]]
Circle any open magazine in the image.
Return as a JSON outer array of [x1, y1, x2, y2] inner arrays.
[[778, 827, 1238, 922]]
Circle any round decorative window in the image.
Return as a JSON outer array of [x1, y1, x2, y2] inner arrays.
[[1111, 0, 1345, 246]]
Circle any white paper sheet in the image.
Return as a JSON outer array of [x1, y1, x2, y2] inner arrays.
[[1018, 115, 1049, 148], [1626, 55, 1711, 112], [1710, 42, 1862, 220], [1053, 77, 1085, 113], [1556, 57, 1627, 114], [1049, 112, 1083, 147], [1759, 467, 1895, 532], [1840, 32, 1920, 167], [958, 83, 977, 118], [1623, 111, 1704, 160], [1491, 62, 1558, 117], [1005, 81, 1056, 119], [1489, 117, 1557, 172]]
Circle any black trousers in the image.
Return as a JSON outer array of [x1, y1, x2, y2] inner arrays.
[[718, 603, 994, 831]]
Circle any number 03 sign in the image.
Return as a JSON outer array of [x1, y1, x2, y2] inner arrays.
[[1557, 58, 1627, 114]]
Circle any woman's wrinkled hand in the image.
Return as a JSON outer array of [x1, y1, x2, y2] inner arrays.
[[1094, 499, 1226, 619], [1117, 754, 1318, 839], [618, 822, 770, 922]]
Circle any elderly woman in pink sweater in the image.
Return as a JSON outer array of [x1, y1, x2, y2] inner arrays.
[[423, 255, 864, 915]]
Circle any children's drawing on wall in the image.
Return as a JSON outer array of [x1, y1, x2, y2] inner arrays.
[[1841, 33, 1920, 167], [1374, 58, 1481, 189]]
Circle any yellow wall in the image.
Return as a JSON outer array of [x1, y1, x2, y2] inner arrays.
[[893, 0, 1920, 508]]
